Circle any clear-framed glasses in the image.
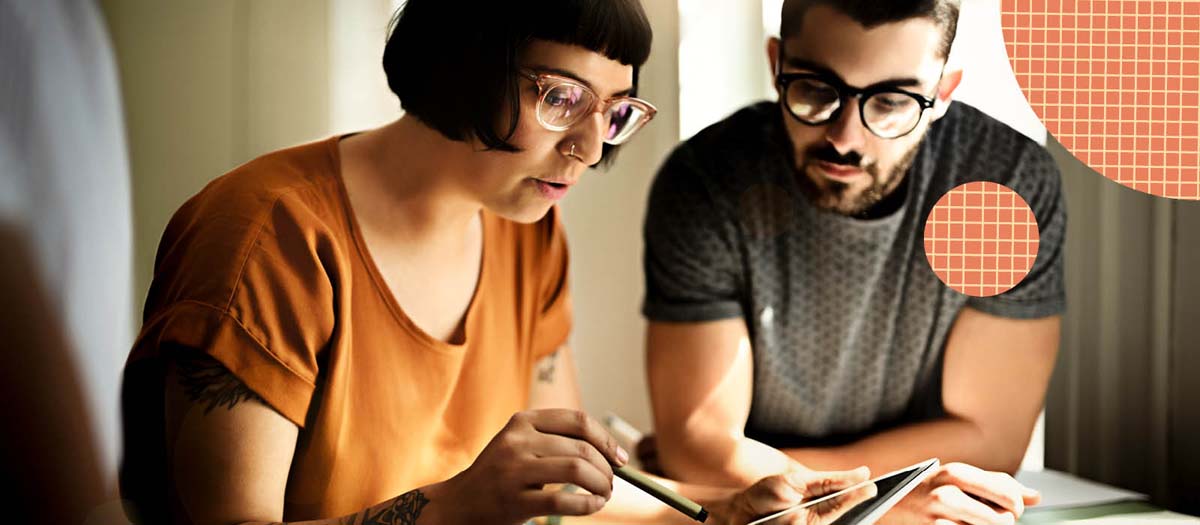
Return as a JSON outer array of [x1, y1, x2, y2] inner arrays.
[[776, 70, 939, 140], [520, 70, 658, 145]]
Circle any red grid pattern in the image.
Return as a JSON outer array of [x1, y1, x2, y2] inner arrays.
[[923, 182, 1040, 297], [1001, 0, 1200, 200]]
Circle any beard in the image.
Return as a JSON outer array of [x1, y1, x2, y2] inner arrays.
[[796, 141, 921, 216]]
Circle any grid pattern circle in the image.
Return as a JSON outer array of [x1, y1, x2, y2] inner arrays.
[[1001, 0, 1200, 200], [923, 181, 1041, 297]]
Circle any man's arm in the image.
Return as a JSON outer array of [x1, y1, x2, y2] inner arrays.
[[645, 308, 1059, 484], [786, 307, 1060, 475], [645, 319, 799, 488]]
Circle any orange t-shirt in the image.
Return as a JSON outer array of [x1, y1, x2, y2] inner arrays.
[[121, 136, 571, 520]]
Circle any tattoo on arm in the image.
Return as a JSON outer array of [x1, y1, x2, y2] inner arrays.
[[174, 350, 266, 414], [340, 489, 429, 525], [536, 349, 560, 384]]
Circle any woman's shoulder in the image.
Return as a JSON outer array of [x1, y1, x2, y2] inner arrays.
[[149, 138, 352, 308], [191, 137, 345, 220]]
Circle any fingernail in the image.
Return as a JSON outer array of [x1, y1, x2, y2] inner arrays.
[[617, 446, 629, 465], [594, 494, 607, 508]]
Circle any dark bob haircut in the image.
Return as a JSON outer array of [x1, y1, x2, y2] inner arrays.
[[383, 0, 652, 166], [780, 0, 960, 59]]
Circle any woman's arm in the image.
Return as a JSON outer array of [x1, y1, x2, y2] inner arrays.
[[163, 348, 458, 525], [166, 347, 624, 525]]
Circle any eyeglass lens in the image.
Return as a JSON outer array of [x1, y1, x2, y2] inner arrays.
[[538, 82, 649, 144], [785, 77, 924, 138]]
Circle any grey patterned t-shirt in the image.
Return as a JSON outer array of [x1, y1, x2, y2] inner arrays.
[[642, 101, 1065, 446]]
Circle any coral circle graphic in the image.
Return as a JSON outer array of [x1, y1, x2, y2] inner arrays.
[[923, 181, 1041, 297], [1001, 0, 1200, 200]]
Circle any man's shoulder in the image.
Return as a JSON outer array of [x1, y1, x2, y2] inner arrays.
[[652, 102, 784, 203], [927, 102, 1060, 192], [679, 101, 780, 158]]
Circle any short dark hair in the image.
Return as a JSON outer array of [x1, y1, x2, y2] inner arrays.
[[780, 0, 960, 59], [383, 0, 652, 164]]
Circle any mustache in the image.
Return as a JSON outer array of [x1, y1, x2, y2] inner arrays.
[[807, 146, 865, 168]]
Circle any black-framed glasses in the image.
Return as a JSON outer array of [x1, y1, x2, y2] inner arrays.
[[776, 70, 938, 139], [519, 70, 657, 145]]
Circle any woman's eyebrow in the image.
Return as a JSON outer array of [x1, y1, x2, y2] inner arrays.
[[527, 65, 635, 97]]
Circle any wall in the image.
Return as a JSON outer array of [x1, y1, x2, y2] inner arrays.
[[103, 0, 399, 314], [1045, 134, 1200, 513]]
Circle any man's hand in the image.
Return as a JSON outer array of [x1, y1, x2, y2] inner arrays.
[[440, 409, 629, 524], [881, 463, 1040, 525], [708, 467, 876, 525]]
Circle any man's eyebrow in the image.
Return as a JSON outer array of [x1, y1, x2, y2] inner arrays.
[[783, 57, 925, 90], [527, 65, 635, 97]]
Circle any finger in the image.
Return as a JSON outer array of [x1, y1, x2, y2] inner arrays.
[[530, 433, 614, 482], [1022, 486, 1042, 506], [527, 409, 628, 467], [940, 464, 1026, 517], [812, 480, 878, 521], [743, 475, 808, 516], [519, 489, 608, 518], [524, 456, 614, 499], [792, 466, 871, 497], [929, 485, 1015, 525]]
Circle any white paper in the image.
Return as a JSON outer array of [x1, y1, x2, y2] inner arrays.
[[1016, 469, 1148, 511]]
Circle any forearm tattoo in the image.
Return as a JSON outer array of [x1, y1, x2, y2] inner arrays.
[[174, 350, 266, 414], [352, 489, 431, 525], [536, 349, 560, 383]]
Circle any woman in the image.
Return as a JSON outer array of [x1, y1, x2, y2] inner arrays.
[[119, 1, 873, 524]]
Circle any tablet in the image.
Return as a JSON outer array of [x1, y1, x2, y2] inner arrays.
[[746, 458, 940, 525]]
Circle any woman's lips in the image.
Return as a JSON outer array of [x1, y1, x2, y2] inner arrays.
[[533, 179, 571, 201]]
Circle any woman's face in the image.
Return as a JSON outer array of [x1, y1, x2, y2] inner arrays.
[[465, 40, 636, 224]]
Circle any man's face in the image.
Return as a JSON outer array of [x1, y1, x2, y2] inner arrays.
[[772, 5, 950, 215]]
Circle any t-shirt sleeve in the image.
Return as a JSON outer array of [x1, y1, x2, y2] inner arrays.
[[967, 143, 1067, 318], [530, 206, 573, 360], [135, 191, 336, 427], [642, 145, 745, 323]]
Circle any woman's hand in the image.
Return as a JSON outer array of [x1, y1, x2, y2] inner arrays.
[[708, 467, 876, 525], [879, 463, 1040, 525], [434, 409, 628, 525]]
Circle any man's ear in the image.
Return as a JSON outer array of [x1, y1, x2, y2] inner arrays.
[[767, 37, 782, 97], [931, 67, 964, 121]]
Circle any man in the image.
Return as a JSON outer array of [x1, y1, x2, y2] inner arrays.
[[641, 0, 1064, 523]]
